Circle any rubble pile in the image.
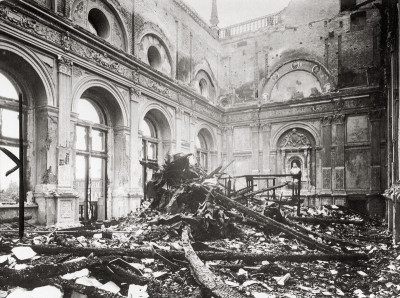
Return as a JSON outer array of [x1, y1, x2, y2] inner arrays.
[[0, 154, 399, 297]]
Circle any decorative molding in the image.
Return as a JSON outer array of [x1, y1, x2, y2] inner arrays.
[[0, 5, 62, 44]]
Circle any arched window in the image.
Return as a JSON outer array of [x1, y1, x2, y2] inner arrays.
[[0, 72, 22, 204], [199, 78, 209, 98], [141, 117, 158, 162], [75, 98, 108, 221], [196, 133, 209, 171]]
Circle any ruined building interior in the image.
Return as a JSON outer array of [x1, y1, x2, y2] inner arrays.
[[1, 0, 400, 296]]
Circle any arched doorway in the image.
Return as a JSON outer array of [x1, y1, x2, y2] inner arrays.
[[140, 108, 172, 198], [74, 98, 108, 221], [195, 127, 216, 172], [0, 47, 53, 209], [72, 81, 128, 220], [0, 72, 22, 204]]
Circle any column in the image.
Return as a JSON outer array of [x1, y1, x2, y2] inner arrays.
[[368, 110, 385, 218], [250, 123, 260, 174], [262, 123, 272, 174], [332, 114, 346, 203], [175, 106, 183, 153], [321, 116, 333, 193], [369, 110, 383, 192], [129, 88, 143, 203], [112, 126, 131, 218]]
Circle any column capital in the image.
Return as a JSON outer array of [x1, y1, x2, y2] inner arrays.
[[129, 87, 141, 102], [332, 114, 345, 124], [57, 56, 73, 76], [321, 116, 333, 126], [368, 109, 384, 122], [262, 123, 272, 132]]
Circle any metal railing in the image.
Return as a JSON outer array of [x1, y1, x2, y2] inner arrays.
[[219, 173, 302, 215]]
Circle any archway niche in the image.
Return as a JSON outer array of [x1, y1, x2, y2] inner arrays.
[[276, 128, 316, 192]]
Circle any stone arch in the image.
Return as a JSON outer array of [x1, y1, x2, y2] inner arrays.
[[139, 102, 175, 162], [72, 76, 129, 127], [194, 123, 217, 151], [0, 39, 55, 107], [260, 59, 335, 103], [70, 0, 129, 51], [136, 23, 175, 78], [193, 65, 217, 103], [192, 60, 218, 88], [271, 122, 320, 151]]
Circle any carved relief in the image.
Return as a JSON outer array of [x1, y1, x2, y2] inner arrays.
[[72, 0, 86, 23], [322, 168, 331, 189], [58, 56, 73, 76], [335, 168, 344, 189], [332, 114, 345, 124], [61, 32, 72, 52], [279, 129, 310, 148], [346, 115, 368, 143], [334, 98, 345, 113], [0, 5, 61, 44], [60, 200, 73, 218], [320, 116, 333, 126]]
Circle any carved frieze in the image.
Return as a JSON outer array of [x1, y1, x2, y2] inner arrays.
[[334, 98, 345, 113], [0, 5, 61, 44]]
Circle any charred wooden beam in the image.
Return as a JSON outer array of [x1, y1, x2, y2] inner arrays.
[[288, 216, 364, 225], [182, 226, 245, 298], [0, 244, 368, 263], [200, 186, 337, 254], [0, 256, 113, 286], [0, 216, 32, 224]]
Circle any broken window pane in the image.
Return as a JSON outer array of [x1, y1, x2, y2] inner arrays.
[[0, 145, 19, 204], [92, 129, 105, 152], [76, 125, 87, 151], [0, 73, 18, 100], [1, 109, 19, 139], [77, 98, 102, 124]]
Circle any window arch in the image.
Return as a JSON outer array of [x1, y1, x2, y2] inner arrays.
[[194, 70, 215, 102], [0, 72, 23, 204], [75, 98, 108, 221], [196, 132, 209, 171], [141, 117, 158, 162]]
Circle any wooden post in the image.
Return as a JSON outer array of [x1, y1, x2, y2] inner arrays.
[[19, 93, 24, 239]]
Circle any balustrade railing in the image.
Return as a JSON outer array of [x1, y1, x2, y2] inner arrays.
[[219, 14, 280, 39]]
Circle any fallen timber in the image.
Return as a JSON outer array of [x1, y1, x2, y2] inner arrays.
[[199, 185, 337, 254], [0, 244, 367, 263], [0, 256, 115, 286], [288, 216, 365, 225], [182, 226, 245, 298], [282, 218, 361, 247], [31, 277, 122, 298], [0, 216, 32, 224]]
